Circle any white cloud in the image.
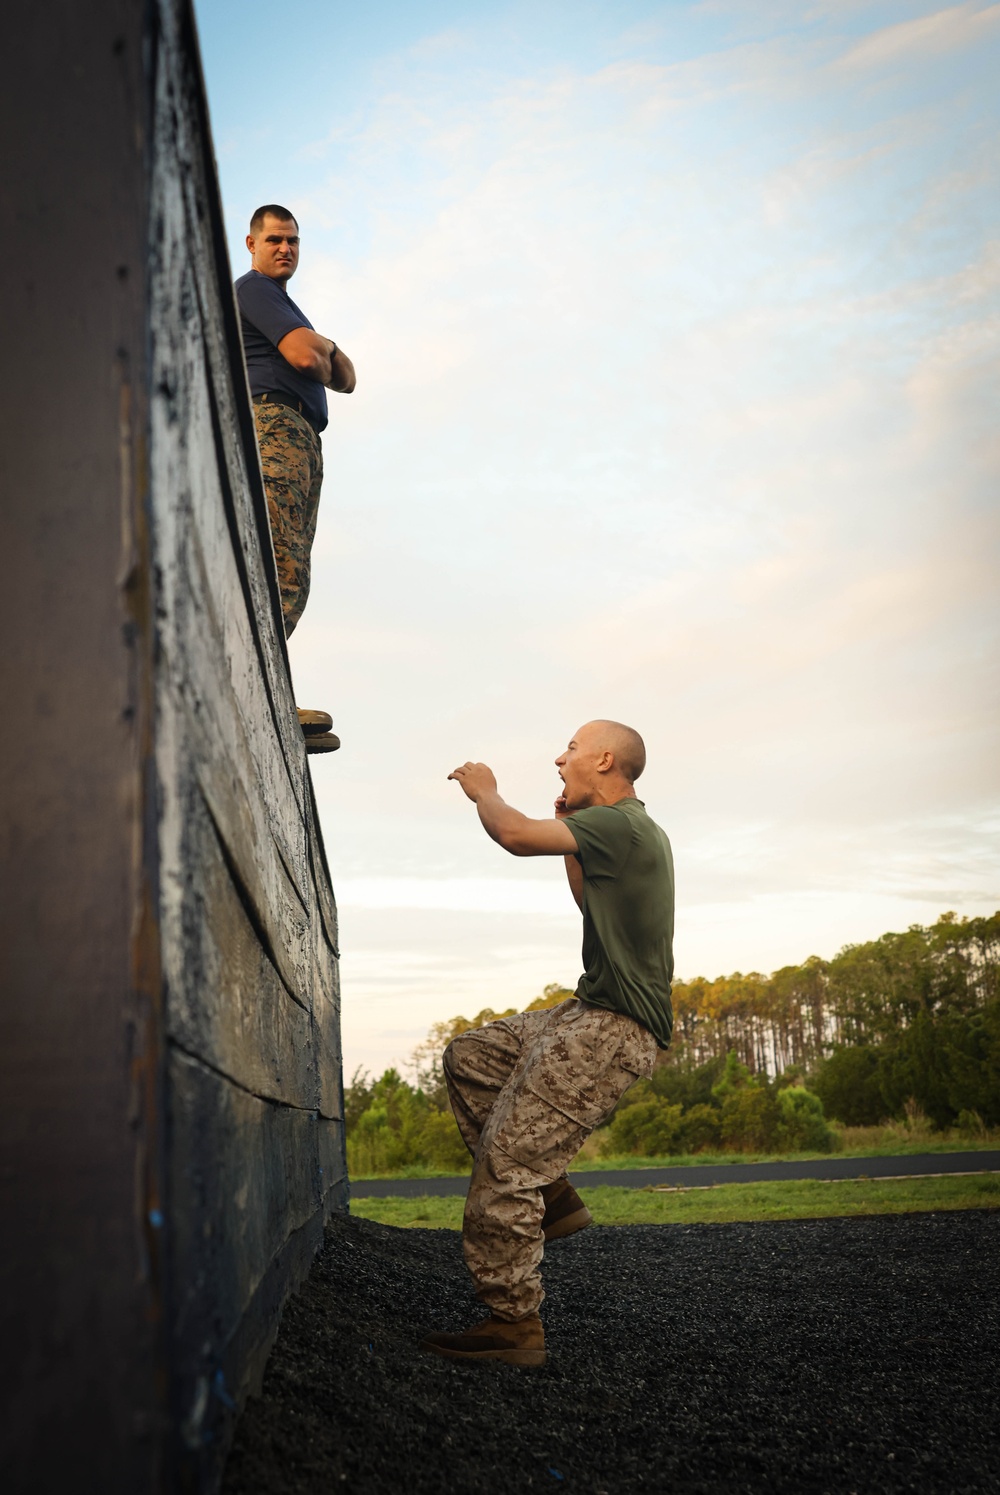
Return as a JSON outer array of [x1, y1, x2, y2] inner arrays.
[[836, 2, 1000, 70]]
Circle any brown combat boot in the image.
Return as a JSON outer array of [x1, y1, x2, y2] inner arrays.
[[297, 708, 340, 754], [297, 708, 333, 734], [541, 1178, 593, 1242], [420, 1312, 546, 1367]]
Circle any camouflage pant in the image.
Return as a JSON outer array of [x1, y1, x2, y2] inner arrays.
[[254, 402, 324, 636], [444, 999, 657, 1321]]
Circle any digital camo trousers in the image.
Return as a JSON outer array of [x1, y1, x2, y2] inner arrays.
[[444, 998, 658, 1321], [254, 402, 324, 636]]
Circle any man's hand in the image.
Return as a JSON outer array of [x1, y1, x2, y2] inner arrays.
[[326, 341, 356, 393], [448, 760, 579, 857], [448, 762, 498, 803], [554, 795, 570, 818]]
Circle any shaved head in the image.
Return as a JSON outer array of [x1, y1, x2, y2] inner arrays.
[[583, 720, 646, 783]]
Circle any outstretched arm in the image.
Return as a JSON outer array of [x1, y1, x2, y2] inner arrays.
[[448, 762, 579, 858]]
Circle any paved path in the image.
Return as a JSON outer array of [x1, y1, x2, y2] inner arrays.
[[349, 1149, 1000, 1198]]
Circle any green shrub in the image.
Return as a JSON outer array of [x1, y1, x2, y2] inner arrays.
[[418, 1108, 472, 1171], [811, 1046, 887, 1126], [956, 1108, 987, 1137], [943, 1003, 1000, 1127], [599, 1098, 685, 1157], [877, 1012, 956, 1129], [719, 1085, 780, 1151], [711, 1050, 754, 1102], [775, 1086, 834, 1152], [679, 1103, 722, 1153], [345, 1067, 469, 1176], [647, 1055, 726, 1111]]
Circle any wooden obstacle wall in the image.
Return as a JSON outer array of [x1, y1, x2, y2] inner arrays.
[[0, 2, 346, 1489]]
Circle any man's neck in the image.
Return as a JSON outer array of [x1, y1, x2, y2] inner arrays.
[[252, 266, 291, 290], [585, 782, 636, 808]]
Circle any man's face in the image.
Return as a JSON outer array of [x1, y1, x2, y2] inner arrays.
[[246, 215, 300, 282], [555, 723, 603, 811]]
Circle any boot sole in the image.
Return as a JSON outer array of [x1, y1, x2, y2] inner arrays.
[[305, 733, 341, 754], [423, 1344, 547, 1367], [543, 1205, 593, 1242]]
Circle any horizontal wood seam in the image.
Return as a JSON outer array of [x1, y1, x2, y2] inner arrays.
[[169, 1037, 322, 1114]]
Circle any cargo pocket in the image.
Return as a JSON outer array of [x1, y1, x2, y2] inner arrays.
[[615, 1021, 658, 1081], [491, 1071, 609, 1172]]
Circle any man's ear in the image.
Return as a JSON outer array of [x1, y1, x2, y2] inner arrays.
[[595, 750, 615, 775], [246, 234, 255, 254]]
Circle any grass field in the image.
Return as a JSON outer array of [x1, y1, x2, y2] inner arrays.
[[350, 1172, 1000, 1230]]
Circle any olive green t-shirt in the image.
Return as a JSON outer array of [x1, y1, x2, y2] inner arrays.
[[565, 797, 675, 1048]]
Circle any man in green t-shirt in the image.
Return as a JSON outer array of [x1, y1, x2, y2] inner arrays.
[[420, 720, 675, 1368]]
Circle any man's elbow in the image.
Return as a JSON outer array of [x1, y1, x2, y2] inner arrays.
[[488, 824, 530, 856], [497, 828, 537, 857], [284, 347, 322, 375]]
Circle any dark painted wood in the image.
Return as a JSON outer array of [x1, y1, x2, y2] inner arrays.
[[0, 1, 345, 1489], [0, 3, 165, 1490]]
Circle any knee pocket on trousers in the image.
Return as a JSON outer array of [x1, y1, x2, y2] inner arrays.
[[491, 1077, 608, 1169]]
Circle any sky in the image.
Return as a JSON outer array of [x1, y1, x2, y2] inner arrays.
[[195, 0, 1000, 1080]]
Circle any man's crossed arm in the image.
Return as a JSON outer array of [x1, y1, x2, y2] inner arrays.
[[448, 761, 584, 910], [276, 327, 356, 392]]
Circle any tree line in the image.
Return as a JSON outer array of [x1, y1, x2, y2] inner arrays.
[[344, 911, 1000, 1174], [668, 911, 999, 1128]]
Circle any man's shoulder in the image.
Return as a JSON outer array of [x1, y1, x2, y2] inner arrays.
[[614, 798, 670, 844], [567, 800, 635, 846], [235, 269, 285, 302], [595, 797, 645, 826], [568, 801, 624, 825]]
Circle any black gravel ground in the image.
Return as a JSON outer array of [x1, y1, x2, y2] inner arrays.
[[223, 1210, 999, 1494]]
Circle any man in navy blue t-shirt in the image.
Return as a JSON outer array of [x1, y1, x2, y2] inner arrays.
[[235, 204, 356, 749]]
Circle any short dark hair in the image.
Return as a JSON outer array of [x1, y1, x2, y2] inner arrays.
[[250, 204, 298, 234]]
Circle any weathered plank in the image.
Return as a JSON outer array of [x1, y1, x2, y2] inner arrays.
[[166, 1048, 343, 1463], [157, 631, 314, 1005], [164, 785, 318, 1109], [149, 4, 346, 1487], [1, 1, 347, 1489], [0, 1, 166, 1489]]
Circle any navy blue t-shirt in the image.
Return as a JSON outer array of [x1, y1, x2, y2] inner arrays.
[[234, 270, 329, 433]]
